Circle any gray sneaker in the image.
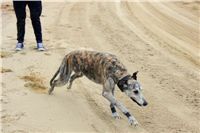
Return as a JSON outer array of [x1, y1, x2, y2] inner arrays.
[[37, 43, 45, 51], [15, 42, 24, 51]]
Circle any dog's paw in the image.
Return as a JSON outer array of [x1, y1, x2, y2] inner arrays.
[[48, 89, 53, 95], [128, 116, 138, 126], [67, 85, 72, 89], [67, 86, 70, 89], [112, 112, 121, 119]]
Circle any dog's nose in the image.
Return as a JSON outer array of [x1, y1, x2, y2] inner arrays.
[[143, 101, 148, 106]]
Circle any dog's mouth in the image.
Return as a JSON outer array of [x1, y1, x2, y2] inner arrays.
[[130, 97, 142, 106]]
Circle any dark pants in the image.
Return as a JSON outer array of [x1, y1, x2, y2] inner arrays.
[[13, 1, 42, 43]]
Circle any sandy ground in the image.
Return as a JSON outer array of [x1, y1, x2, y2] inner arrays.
[[1, 1, 200, 133]]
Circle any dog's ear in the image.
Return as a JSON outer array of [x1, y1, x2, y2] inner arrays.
[[132, 71, 138, 80]]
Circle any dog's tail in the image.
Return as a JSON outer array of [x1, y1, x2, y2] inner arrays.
[[50, 67, 60, 87], [50, 56, 71, 87]]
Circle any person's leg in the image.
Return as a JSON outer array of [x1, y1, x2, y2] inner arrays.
[[13, 1, 27, 43], [28, 1, 43, 43]]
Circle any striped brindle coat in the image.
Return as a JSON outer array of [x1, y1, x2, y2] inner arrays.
[[49, 50, 148, 126]]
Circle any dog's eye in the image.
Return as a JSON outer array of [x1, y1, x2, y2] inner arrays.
[[124, 84, 128, 88], [134, 90, 139, 94], [128, 84, 134, 88]]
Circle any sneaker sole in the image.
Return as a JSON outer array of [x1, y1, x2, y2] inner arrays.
[[37, 48, 45, 51], [15, 48, 23, 51]]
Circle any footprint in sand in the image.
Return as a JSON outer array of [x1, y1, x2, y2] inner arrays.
[[65, 24, 72, 28], [0, 51, 13, 58], [6, 35, 16, 40], [41, 14, 46, 17], [74, 26, 82, 31], [0, 97, 9, 104], [44, 39, 50, 42], [20, 52, 26, 55], [1, 112, 26, 123], [20, 72, 48, 94], [10, 130, 27, 133], [9, 130, 27, 133], [1, 4, 14, 12], [44, 52, 51, 56], [1, 68, 13, 73], [6, 35, 13, 39]]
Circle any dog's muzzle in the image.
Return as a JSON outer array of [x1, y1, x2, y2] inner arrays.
[[130, 97, 148, 106]]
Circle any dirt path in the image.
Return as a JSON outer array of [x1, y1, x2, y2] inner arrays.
[[1, 1, 199, 133]]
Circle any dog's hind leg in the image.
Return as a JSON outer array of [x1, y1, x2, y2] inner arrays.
[[67, 72, 83, 89], [49, 71, 72, 95], [49, 57, 72, 95]]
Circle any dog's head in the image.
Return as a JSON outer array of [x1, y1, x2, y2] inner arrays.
[[117, 71, 148, 106]]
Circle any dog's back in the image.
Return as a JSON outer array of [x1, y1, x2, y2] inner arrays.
[[67, 50, 127, 84]]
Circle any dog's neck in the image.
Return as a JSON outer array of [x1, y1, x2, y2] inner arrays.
[[114, 71, 130, 83], [118, 72, 130, 81], [117, 74, 131, 92], [121, 73, 130, 80]]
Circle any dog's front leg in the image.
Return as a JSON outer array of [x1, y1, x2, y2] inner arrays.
[[103, 91, 138, 126], [110, 88, 120, 119], [102, 78, 138, 126], [110, 103, 120, 119]]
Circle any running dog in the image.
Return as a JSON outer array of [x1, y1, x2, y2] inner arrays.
[[49, 50, 148, 126]]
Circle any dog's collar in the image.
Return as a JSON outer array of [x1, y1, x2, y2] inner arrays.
[[117, 75, 131, 92]]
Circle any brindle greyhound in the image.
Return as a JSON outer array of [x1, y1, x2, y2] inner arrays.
[[49, 50, 148, 126]]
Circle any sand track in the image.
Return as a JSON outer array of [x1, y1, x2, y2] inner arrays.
[[1, 1, 199, 133]]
